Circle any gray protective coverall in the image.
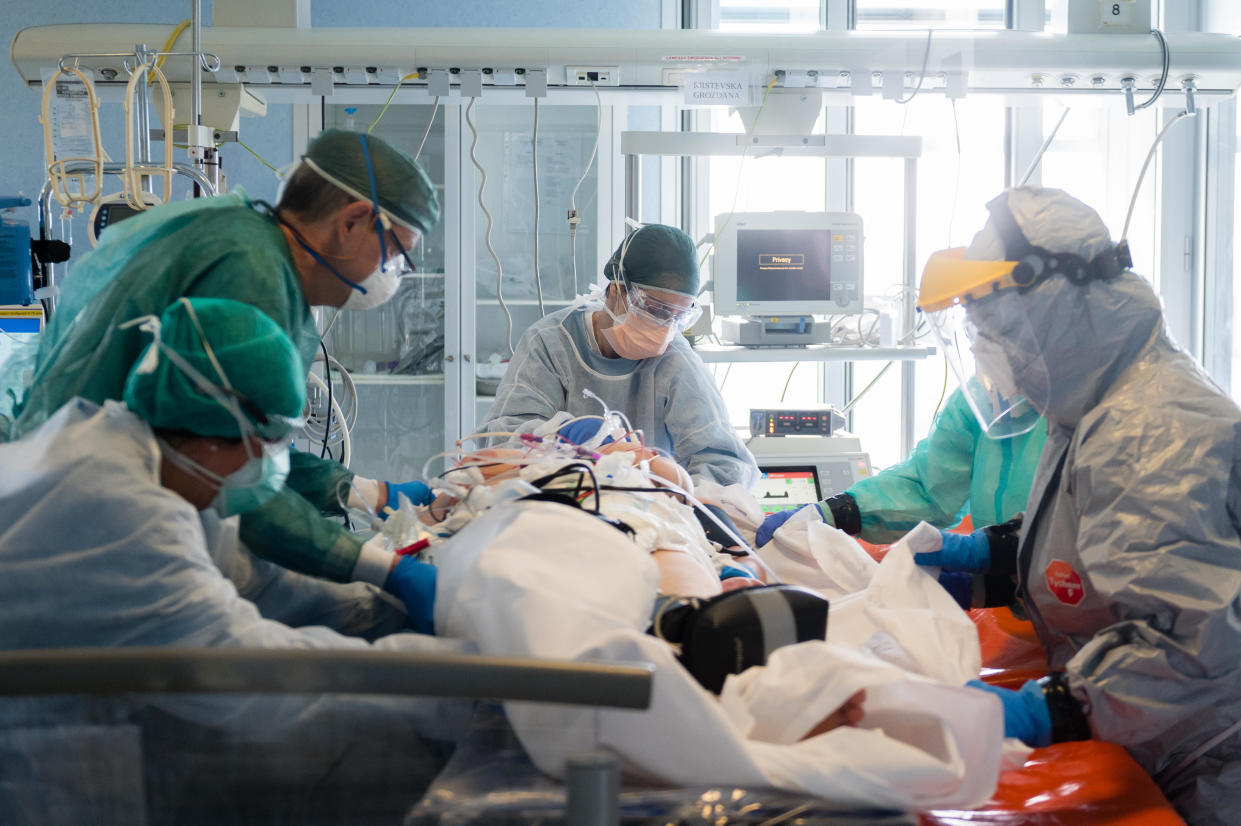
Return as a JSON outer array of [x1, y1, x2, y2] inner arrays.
[[1004, 268, 1241, 825]]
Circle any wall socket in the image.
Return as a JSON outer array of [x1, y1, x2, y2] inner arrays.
[[565, 66, 620, 86]]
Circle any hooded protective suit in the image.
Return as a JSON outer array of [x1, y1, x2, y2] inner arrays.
[[966, 189, 1241, 826]]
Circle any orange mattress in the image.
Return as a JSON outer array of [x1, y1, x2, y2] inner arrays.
[[857, 532, 1183, 826]]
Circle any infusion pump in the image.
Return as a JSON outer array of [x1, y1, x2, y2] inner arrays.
[[747, 434, 872, 517]]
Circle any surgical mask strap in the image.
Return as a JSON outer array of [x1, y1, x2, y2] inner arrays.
[[123, 313, 260, 454], [156, 435, 226, 488], [269, 207, 369, 296], [612, 224, 644, 291], [157, 345, 259, 452], [177, 297, 234, 392], [357, 133, 390, 271]]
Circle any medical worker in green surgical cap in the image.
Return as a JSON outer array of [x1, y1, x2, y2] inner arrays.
[[8, 129, 440, 615], [482, 223, 758, 488]]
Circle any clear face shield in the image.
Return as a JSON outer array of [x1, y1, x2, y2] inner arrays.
[[919, 249, 1048, 439]]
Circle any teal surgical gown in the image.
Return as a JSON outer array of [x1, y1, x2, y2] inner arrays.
[[482, 305, 759, 488], [845, 386, 1048, 543], [10, 192, 366, 582]]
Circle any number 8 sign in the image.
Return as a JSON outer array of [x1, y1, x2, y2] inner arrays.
[[1103, 0, 1132, 25]]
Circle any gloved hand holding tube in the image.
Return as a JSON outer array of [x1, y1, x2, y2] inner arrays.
[[381, 480, 434, 517], [384, 556, 437, 634]]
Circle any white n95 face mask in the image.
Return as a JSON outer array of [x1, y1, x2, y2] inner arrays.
[[342, 268, 401, 311]]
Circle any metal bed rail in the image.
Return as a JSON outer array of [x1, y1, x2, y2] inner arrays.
[[0, 647, 653, 709]]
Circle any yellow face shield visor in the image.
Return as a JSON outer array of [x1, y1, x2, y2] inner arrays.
[[916, 247, 1025, 313]]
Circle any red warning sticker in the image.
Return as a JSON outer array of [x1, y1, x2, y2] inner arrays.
[[1045, 560, 1086, 606]]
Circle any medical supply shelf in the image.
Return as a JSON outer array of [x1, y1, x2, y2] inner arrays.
[[693, 345, 934, 364], [623, 130, 924, 457]]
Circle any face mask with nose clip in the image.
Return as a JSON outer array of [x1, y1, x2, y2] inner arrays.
[[270, 133, 418, 311]]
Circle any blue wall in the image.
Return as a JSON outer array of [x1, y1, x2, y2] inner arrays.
[[0, 0, 661, 267]]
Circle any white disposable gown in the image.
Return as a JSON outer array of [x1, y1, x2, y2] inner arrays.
[[994, 267, 1241, 826], [482, 305, 759, 488], [0, 399, 473, 823]]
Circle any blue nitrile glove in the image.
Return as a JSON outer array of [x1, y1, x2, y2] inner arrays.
[[914, 529, 991, 573], [556, 418, 614, 446], [967, 679, 1052, 747], [383, 480, 433, 517], [755, 505, 824, 548], [937, 571, 974, 611], [719, 565, 754, 581], [384, 557, 437, 634]]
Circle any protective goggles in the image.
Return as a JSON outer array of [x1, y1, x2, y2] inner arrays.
[[623, 285, 703, 331], [381, 222, 421, 274]]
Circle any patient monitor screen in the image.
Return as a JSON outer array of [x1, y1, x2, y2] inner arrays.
[[756, 466, 822, 516], [736, 228, 832, 304]]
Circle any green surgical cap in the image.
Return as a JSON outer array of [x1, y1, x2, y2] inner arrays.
[[604, 224, 700, 298], [123, 298, 306, 441], [302, 128, 440, 235]]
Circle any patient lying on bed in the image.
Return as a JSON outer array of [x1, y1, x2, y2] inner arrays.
[[395, 415, 870, 729], [417, 416, 766, 600], [372, 411, 1007, 809]]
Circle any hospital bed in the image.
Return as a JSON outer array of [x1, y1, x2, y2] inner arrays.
[[0, 644, 1185, 826], [0, 647, 651, 826], [408, 705, 1185, 826], [406, 609, 1185, 826]]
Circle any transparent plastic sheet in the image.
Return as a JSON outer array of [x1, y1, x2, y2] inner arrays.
[[0, 693, 459, 826], [344, 382, 442, 482], [0, 330, 39, 440], [394, 277, 445, 375], [320, 278, 444, 376], [407, 706, 916, 826]]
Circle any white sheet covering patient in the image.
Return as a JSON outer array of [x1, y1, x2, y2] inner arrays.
[[403, 417, 1014, 811]]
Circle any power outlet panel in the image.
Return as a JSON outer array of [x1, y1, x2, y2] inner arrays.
[[565, 66, 620, 86]]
